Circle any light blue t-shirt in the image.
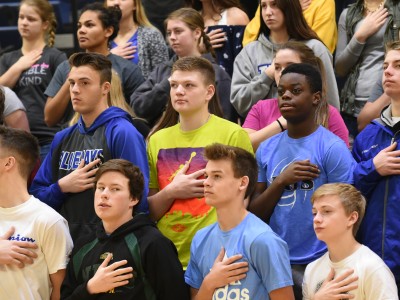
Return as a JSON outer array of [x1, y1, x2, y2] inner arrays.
[[256, 126, 356, 264], [185, 212, 293, 299]]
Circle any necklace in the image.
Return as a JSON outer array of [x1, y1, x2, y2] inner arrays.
[[363, 0, 385, 13]]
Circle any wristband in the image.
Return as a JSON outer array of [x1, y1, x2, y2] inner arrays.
[[276, 119, 284, 132]]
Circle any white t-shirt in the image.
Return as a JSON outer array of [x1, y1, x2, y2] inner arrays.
[[0, 196, 73, 300], [303, 245, 399, 300]]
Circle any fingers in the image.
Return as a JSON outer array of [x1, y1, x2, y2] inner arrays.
[[83, 158, 101, 170], [325, 267, 335, 281], [177, 161, 190, 175], [108, 259, 128, 271], [189, 168, 206, 179], [214, 247, 225, 264], [100, 253, 113, 267], [224, 254, 244, 265], [1, 226, 15, 239]]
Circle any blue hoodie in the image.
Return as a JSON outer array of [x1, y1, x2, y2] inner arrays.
[[30, 106, 149, 242], [352, 105, 400, 282]]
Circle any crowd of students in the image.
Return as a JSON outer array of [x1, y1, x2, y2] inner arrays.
[[0, 0, 399, 299]]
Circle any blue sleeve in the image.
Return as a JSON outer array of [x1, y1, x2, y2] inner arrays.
[[45, 61, 69, 97], [251, 232, 293, 293], [106, 120, 150, 213], [324, 141, 356, 184], [256, 145, 267, 183], [184, 237, 203, 290], [352, 137, 383, 198], [29, 133, 67, 210]]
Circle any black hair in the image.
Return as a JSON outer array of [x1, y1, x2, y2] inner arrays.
[[80, 2, 122, 42], [281, 63, 322, 93]]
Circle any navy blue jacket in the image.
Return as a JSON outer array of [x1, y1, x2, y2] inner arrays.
[[352, 111, 400, 282]]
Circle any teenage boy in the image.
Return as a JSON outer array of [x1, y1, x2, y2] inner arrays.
[[147, 56, 253, 270], [0, 126, 73, 300], [249, 63, 355, 298], [185, 143, 294, 299], [30, 52, 149, 242], [303, 183, 398, 300], [352, 41, 400, 291], [61, 159, 189, 300]]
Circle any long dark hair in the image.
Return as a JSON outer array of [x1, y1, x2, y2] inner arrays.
[[258, 0, 321, 42], [149, 56, 223, 137]]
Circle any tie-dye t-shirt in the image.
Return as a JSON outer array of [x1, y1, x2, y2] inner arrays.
[[147, 114, 253, 268]]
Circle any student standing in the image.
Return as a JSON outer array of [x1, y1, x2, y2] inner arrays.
[[147, 56, 252, 270], [352, 41, 400, 292], [186, 143, 294, 299], [44, 3, 144, 127], [0, 126, 73, 300], [0, 0, 67, 161], [250, 63, 355, 299], [105, 0, 169, 79], [61, 159, 189, 300], [303, 183, 398, 300], [30, 52, 149, 242]]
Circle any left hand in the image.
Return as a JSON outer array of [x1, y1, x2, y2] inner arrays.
[[206, 28, 226, 49]]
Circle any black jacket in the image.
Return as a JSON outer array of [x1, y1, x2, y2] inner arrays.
[[61, 214, 189, 299]]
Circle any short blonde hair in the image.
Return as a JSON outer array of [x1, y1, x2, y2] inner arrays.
[[311, 183, 366, 236]]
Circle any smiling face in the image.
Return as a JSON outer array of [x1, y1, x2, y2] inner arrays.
[[77, 10, 113, 52], [277, 72, 320, 124], [169, 70, 214, 117], [260, 0, 285, 32], [18, 4, 48, 41], [95, 171, 138, 232], [312, 195, 357, 244], [166, 19, 201, 58], [383, 49, 400, 100]]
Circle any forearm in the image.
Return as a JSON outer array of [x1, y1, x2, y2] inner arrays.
[[357, 94, 390, 132], [148, 188, 175, 221], [44, 82, 71, 127], [50, 269, 66, 300], [249, 121, 282, 151], [231, 71, 275, 117], [0, 65, 24, 88], [193, 281, 216, 300], [248, 179, 285, 222]]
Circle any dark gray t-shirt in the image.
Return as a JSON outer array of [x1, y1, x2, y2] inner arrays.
[[0, 47, 67, 145]]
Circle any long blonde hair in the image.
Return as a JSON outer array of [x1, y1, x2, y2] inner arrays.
[[104, 0, 154, 27], [69, 69, 134, 126], [20, 0, 57, 47]]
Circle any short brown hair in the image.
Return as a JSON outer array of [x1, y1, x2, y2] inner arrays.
[[69, 52, 112, 84], [0, 126, 39, 180], [203, 143, 257, 198], [311, 183, 366, 236], [94, 159, 144, 208]]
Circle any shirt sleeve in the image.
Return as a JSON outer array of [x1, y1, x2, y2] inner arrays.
[[44, 61, 69, 97], [327, 105, 349, 147], [250, 232, 293, 293], [42, 218, 73, 274]]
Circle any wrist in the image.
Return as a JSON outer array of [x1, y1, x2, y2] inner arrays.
[[86, 279, 97, 294], [276, 119, 284, 132]]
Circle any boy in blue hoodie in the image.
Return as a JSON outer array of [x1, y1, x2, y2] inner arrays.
[[352, 41, 400, 293], [30, 53, 149, 242]]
